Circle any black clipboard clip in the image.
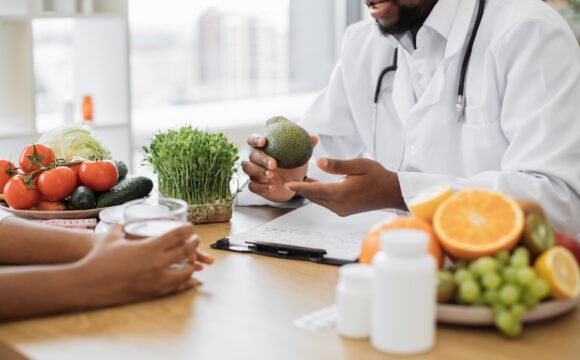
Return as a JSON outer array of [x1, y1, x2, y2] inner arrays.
[[211, 238, 353, 266]]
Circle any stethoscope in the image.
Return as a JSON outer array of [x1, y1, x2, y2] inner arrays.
[[371, 0, 486, 168]]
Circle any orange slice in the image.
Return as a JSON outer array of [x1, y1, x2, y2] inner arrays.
[[408, 184, 454, 224], [433, 188, 524, 261], [360, 216, 443, 267], [535, 247, 580, 299]]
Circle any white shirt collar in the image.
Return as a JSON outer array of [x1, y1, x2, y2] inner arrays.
[[424, 0, 459, 40], [387, 0, 460, 53]]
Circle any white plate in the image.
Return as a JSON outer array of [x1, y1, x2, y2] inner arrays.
[[437, 297, 580, 325], [0, 203, 103, 220]]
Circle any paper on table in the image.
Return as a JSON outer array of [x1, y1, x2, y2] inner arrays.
[[228, 203, 396, 261]]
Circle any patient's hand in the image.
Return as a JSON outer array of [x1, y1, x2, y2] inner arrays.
[[76, 224, 213, 308]]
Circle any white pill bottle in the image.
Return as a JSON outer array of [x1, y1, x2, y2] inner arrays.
[[336, 263, 373, 339], [371, 229, 437, 355]]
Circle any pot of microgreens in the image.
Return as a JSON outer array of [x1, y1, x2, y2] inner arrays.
[[143, 126, 240, 224]]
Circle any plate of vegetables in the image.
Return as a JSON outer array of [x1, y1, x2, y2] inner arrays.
[[0, 130, 154, 220]]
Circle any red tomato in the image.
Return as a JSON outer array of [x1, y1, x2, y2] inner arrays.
[[0, 160, 17, 194], [4, 175, 40, 210], [38, 167, 77, 201], [68, 157, 85, 185], [19, 144, 55, 173], [79, 160, 118, 192]]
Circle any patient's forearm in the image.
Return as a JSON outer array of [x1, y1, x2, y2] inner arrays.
[[0, 217, 95, 265], [0, 265, 84, 321]]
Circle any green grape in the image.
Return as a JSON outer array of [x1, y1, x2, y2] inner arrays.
[[495, 310, 516, 333], [493, 303, 507, 313], [516, 267, 536, 287], [482, 272, 503, 290], [528, 278, 550, 300], [498, 284, 521, 306], [522, 290, 539, 309], [503, 320, 523, 337], [502, 266, 518, 284], [514, 246, 530, 257], [453, 260, 468, 270], [483, 289, 499, 305], [510, 247, 530, 268], [458, 280, 482, 304], [510, 304, 527, 320], [469, 260, 481, 275], [475, 256, 498, 276], [496, 250, 510, 267], [454, 268, 475, 285]]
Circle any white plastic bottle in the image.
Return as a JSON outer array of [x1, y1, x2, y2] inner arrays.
[[336, 264, 373, 338], [371, 229, 436, 355]]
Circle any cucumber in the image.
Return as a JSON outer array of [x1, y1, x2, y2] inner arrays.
[[113, 160, 129, 182], [96, 176, 154, 208], [69, 186, 97, 210]]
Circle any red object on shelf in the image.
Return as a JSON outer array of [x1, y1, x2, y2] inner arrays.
[[83, 95, 93, 123]]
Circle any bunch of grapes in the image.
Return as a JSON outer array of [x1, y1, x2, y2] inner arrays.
[[447, 247, 550, 337]]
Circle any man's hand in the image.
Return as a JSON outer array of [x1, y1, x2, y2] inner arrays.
[[285, 157, 407, 216], [242, 133, 318, 202], [76, 224, 214, 308]]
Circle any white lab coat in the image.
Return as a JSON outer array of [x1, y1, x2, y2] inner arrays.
[[298, 0, 580, 236]]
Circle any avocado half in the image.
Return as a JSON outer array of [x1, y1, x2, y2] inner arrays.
[[263, 116, 313, 169]]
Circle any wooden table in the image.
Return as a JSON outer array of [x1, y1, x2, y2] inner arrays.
[[0, 206, 578, 360]]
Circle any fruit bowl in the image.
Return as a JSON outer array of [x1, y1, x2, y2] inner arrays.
[[437, 297, 580, 326]]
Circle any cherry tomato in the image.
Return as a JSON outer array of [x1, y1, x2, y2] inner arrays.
[[79, 160, 119, 192], [0, 160, 17, 194], [4, 175, 40, 210], [67, 157, 85, 186], [38, 167, 77, 202], [19, 144, 55, 173]]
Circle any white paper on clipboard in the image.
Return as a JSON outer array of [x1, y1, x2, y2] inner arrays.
[[228, 203, 396, 261]]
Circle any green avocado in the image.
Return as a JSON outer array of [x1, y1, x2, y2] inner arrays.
[[69, 186, 97, 210], [263, 116, 313, 169], [113, 160, 129, 182]]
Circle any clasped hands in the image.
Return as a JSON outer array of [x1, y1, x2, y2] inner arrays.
[[79, 224, 214, 308], [242, 134, 407, 216]]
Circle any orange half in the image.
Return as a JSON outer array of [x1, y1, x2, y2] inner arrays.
[[433, 188, 524, 260]]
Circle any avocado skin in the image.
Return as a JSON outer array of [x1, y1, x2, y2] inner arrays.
[[263, 116, 313, 169], [113, 160, 129, 182], [69, 186, 97, 210]]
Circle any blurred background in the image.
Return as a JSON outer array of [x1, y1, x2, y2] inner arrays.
[[0, 0, 578, 172]]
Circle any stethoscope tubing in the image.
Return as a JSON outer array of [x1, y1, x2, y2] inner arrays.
[[371, 0, 485, 166], [372, 0, 486, 110]]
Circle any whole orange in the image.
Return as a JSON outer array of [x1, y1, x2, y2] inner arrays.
[[359, 216, 444, 267]]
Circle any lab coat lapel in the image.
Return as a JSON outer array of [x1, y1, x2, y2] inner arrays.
[[444, 0, 478, 60], [406, 0, 478, 115], [391, 48, 415, 121]]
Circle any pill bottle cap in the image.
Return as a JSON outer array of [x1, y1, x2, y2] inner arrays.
[[339, 263, 373, 293], [380, 229, 429, 257]]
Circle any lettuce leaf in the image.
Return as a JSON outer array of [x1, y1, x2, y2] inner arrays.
[[38, 124, 112, 160]]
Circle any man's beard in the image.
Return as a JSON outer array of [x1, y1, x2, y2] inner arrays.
[[375, 1, 431, 36]]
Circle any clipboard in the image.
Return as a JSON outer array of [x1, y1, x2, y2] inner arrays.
[[211, 203, 395, 266]]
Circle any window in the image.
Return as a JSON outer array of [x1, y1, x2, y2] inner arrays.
[[129, 0, 343, 110], [33, 20, 75, 129]]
